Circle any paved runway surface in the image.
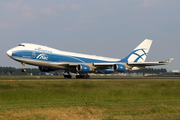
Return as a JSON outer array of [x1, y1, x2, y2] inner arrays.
[[1, 77, 180, 81]]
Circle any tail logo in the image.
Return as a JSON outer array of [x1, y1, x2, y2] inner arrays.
[[127, 48, 148, 62]]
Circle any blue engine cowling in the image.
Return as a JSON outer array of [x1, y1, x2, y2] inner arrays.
[[113, 64, 126, 72], [39, 66, 55, 72], [77, 64, 90, 73]]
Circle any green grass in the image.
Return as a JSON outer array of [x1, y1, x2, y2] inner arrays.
[[0, 78, 180, 119], [0, 79, 180, 107]]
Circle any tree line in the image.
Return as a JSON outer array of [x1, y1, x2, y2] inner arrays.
[[0, 67, 40, 75], [128, 68, 167, 74]]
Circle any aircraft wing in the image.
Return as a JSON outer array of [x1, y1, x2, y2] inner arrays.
[[54, 58, 174, 67], [93, 63, 115, 66], [128, 58, 174, 67], [55, 62, 115, 67], [52, 58, 173, 73], [53, 62, 79, 66]]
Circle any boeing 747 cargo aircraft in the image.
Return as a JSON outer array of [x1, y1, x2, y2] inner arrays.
[[6, 39, 173, 78]]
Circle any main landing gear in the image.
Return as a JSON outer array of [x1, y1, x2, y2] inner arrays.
[[63, 72, 90, 79], [21, 63, 26, 72], [76, 74, 90, 79], [64, 75, 72, 78], [63, 72, 72, 79]]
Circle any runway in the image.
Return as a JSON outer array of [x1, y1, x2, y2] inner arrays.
[[1, 76, 180, 81]]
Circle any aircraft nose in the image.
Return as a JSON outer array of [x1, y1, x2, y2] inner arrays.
[[7, 50, 12, 57]]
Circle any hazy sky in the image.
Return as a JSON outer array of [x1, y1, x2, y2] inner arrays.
[[0, 0, 179, 71]]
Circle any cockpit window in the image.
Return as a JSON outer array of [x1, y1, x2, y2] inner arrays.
[[18, 44, 25, 47]]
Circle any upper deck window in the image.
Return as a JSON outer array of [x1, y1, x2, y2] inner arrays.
[[18, 44, 25, 47]]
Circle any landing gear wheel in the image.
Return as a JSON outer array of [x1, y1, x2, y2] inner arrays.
[[76, 75, 90, 79], [21, 69, 26, 72], [76, 75, 80, 79], [86, 75, 90, 79], [64, 75, 72, 79], [63, 71, 72, 79]]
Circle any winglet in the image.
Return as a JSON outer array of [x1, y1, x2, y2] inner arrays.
[[159, 58, 174, 63]]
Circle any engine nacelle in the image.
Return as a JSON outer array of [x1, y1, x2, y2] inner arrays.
[[76, 64, 90, 73], [113, 64, 126, 72], [39, 66, 55, 72]]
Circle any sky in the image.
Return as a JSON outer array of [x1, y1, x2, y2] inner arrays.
[[0, 0, 180, 71]]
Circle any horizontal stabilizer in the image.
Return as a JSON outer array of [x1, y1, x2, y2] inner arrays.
[[128, 58, 174, 67], [159, 58, 174, 63]]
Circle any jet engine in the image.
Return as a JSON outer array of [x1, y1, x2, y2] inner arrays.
[[76, 64, 92, 73], [39, 66, 55, 72], [113, 64, 126, 72]]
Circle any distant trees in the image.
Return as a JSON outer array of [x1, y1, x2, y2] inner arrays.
[[127, 68, 167, 74], [0, 66, 167, 76], [0, 67, 40, 75]]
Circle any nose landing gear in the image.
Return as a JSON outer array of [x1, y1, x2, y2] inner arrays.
[[21, 69, 26, 72], [21, 63, 26, 72]]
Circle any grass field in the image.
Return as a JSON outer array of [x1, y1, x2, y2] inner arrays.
[[0, 77, 180, 119]]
